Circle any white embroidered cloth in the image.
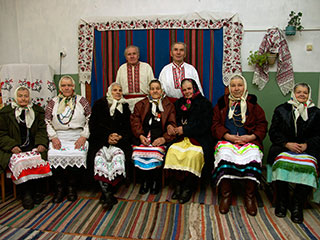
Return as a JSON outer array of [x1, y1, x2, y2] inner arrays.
[[94, 146, 126, 181], [8, 150, 52, 184], [0, 64, 56, 108], [48, 129, 88, 169]]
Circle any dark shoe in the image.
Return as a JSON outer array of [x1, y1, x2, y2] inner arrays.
[[150, 180, 161, 195], [275, 181, 288, 218], [67, 186, 77, 201], [245, 180, 257, 216], [99, 181, 118, 210], [52, 186, 65, 203], [291, 200, 303, 224], [290, 184, 311, 224], [34, 192, 44, 205], [102, 192, 118, 210], [219, 179, 232, 214], [275, 204, 287, 218], [22, 191, 34, 209], [172, 184, 182, 200], [99, 194, 106, 204], [179, 187, 193, 204], [139, 180, 149, 195]]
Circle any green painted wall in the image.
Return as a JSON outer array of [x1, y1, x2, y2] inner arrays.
[[54, 72, 320, 163]]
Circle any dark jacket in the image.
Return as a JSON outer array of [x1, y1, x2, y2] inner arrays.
[[130, 97, 176, 143], [88, 97, 133, 165], [175, 94, 214, 168], [212, 94, 267, 150], [0, 104, 48, 173], [267, 102, 320, 164]]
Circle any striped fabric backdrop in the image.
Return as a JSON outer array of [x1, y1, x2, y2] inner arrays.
[[90, 28, 224, 105]]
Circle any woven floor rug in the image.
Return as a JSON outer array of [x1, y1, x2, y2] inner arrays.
[[0, 183, 319, 240]]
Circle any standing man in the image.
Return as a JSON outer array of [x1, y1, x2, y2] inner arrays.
[[159, 42, 203, 99], [116, 45, 154, 112]]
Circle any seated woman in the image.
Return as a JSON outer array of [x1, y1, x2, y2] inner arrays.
[[0, 86, 51, 209], [164, 78, 214, 204], [88, 83, 132, 210], [131, 79, 176, 195], [45, 75, 91, 203], [268, 83, 320, 224], [211, 74, 267, 216]]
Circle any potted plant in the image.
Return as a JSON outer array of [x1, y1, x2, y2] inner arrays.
[[285, 11, 303, 36], [247, 51, 277, 66]]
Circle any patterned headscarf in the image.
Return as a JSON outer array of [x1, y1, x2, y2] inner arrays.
[[287, 83, 314, 134], [180, 78, 201, 111], [228, 74, 248, 123], [106, 82, 126, 116], [148, 79, 165, 117], [57, 75, 76, 114], [11, 86, 35, 128]]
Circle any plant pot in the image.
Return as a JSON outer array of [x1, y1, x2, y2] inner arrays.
[[267, 53, 277, 65], [285, 25, 296, 36]]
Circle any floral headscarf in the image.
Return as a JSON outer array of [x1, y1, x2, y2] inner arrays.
[[287, 83, 314, 134], [228, 74, 248, 123], [11, 86, 35, 128], [106, 82, 126, 116]]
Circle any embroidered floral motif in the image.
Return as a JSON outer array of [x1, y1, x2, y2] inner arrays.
[[78, 15, 243, 86]]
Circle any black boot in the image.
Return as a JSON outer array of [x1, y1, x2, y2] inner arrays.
[[52, 175, 66, 203], [179, 175, 196, 204], [275, 181, 288, 218], [21, 182, 34, 209], [67, 173, 77, 202], [139, 170, 149, 195], [99, 181, 118, 210], [150, 169, 161, 195], [171, 179, 182, 200], [291, 184, 312, 224], [34, 179, 45, 205]]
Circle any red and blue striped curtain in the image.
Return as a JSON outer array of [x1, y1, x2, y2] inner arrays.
[[91, 28, 224, 105]]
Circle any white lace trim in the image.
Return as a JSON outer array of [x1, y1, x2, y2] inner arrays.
[[163, 164, 202, 178], [48, 156, 87, 169]]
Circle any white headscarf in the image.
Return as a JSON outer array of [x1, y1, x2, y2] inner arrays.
[[57, 75, 76, 114], [11, 86, 35, 128], [148, 80, 165, 118], [287, 83, 314, 134], [106, 82, 126, 116], [228, 74, 248, 124]]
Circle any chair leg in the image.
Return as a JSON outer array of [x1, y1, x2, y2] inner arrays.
[[1, 173, 5, 203], [13, 182, 17, 199]]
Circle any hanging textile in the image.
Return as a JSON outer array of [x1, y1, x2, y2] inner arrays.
[[78, 12, 243, 105], [0, 64, 57, 108]]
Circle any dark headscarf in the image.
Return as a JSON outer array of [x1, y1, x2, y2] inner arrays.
[[180, 78, 201, 111]]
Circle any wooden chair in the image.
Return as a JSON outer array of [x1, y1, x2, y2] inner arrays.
[[1, 172, 17, 203]]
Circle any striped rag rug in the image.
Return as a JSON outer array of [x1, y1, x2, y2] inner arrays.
[[0, 183, 319, 239]]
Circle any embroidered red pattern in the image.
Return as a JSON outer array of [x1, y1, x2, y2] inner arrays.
[[127, 62, 140, 93], [172, 63, 185, 89]]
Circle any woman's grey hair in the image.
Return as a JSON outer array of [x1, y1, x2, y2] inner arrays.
[[293, 83, 310, 93]]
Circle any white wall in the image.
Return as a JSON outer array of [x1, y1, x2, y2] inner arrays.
[[0, 0, 20, 63], [1, 0, 319, 75]]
